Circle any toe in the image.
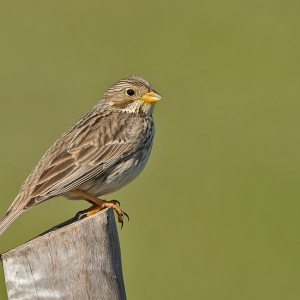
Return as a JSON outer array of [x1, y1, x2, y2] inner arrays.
[[75, 211, 87, 220]]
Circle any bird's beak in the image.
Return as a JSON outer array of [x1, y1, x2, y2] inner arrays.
[[140, 91, 162, 103]]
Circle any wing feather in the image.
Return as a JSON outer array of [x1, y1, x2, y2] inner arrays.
[[22, 109, 145, 206]]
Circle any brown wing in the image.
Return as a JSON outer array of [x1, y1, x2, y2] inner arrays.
[[18, 107, 145, 209]]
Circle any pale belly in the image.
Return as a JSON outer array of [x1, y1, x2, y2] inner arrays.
[[63, 147, 151, 200]]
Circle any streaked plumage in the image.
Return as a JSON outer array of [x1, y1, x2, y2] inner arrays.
[[0, 76, 162, 235]]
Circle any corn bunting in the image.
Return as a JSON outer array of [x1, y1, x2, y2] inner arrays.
[[0, 76, 162, 235]]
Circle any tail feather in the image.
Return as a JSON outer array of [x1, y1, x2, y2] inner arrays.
[[0, 209, 23, 235], [0, 194, 24, 236]]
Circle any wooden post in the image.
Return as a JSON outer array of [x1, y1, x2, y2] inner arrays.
[[0, 208, 127, 300]]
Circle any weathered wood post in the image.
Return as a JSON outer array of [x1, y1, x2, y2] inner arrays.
[[0, 208, 126, 300]]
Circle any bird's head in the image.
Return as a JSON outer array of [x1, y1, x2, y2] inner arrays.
[[100, 76, 162, 115]]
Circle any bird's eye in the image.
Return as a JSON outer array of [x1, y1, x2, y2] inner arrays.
[[126, 89, 135, 96]]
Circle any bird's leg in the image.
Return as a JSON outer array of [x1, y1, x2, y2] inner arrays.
[[72, 189, 129, 227]]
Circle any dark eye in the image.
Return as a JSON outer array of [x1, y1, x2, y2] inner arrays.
[[126, 89, 135, 96]]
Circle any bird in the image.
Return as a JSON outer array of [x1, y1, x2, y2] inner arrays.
[[0, 76, 162, 235]]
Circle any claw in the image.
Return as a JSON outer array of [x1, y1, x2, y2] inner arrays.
[[75, 210, 87, 220], [117, 210, 129, 229], [111, 199, 121, 206], [123, 211, 129, 221]]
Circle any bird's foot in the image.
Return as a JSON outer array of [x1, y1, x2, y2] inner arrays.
[[75, 204, 102, 220], [104, 199, 129, 228], [72, 189, 129, 228]]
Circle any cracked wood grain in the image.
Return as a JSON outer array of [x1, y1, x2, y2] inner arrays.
[[1, 208, 126, 300]]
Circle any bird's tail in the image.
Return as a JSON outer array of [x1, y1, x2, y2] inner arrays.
[[0, 195, 24, 236]]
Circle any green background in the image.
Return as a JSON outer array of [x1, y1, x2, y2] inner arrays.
[[1, 1, 300, 299]]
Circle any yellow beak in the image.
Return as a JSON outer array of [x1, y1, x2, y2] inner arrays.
[[140, 91, 162, 103]]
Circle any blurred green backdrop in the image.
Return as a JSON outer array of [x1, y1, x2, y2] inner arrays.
[[1, 0, 300, 299]]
